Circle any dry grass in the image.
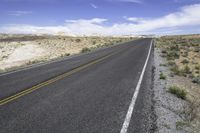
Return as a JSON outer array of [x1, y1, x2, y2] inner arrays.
[[155, 34, 200, 132], [155, 35, 200, 83], [168, 85, 187, 100]]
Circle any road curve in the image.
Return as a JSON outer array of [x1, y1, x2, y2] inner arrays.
[[0, 38, 155, 133]]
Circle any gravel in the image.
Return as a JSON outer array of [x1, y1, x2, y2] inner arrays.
[[153, 48, 188, 133]]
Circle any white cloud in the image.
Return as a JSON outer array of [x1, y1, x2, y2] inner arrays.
[[1, 24, 69, 34], [90, 3, 98, 9], [124, 16, 146, 23], [8, 11, 32, 16], [1, 4, 200, 35], [174, 0, 200, 3], [126, 4, 200, 32], [65, 18, 107, 24]]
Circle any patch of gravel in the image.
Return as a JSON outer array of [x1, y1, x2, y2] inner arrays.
[[153, 48, 188, 133]]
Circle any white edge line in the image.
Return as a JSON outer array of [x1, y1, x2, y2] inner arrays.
[[120, 39, 153, 133]]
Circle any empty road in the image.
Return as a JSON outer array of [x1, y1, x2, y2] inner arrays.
[[0, 38, 156, 133]]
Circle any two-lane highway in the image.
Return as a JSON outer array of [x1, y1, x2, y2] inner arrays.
[[0, 38, 155, 133]]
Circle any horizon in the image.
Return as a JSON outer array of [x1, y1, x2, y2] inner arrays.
[[1, 0, 200, 36]]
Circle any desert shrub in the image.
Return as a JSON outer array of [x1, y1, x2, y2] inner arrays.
[[160, 72, 166, 80], [2, 55, 8, 59], [169, 44, 179, 51], [161, 49, 167, 54], [194, 47, 200, 52], [160, 63, 167, 67], [64, 53, 70, 56], [96, 44, 102, 48], [191, 61, 198, 65], [176, 121, 189, 130], [104, 43, 111, 47], [182, 65, 191, 74], [172, 65, 191, 77], [26, 60, 41, 65], [191, 38, 200, 45], [118, 39, 122, 42], [75, 38, 81, 43], [182, 52, 188, 57], [81, 47, 91, 53], [195, 70, 199, 74], [168, 86, 187, 100], [181, 59, 189, 64], [192, 76, 200, 85], [166, 51, 180, 60], [168, 61, 175, 66], [185, 96, 200, 122], [90, 47, 96, 50], [92, 41, 96, 45], [195, 65, 200, 70], [171, 65, 181, 75]]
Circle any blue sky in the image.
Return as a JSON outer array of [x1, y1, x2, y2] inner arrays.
[[1, 0, 200, 35]]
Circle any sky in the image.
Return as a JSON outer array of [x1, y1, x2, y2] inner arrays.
[[0, 0, 200, 36]]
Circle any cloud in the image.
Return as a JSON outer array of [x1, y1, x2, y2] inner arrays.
[[125, 4, 200, 32], [0, 24, 68, 34], [90, 3, 98, 9], [123, 16, 146, 23], [8, 11, 32, 16], [1, 4, 200, 35], [65, 18, 107, 24], [174, 0, 200, 3]]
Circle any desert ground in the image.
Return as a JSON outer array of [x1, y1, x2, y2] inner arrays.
[[155, 34, 200, 132]]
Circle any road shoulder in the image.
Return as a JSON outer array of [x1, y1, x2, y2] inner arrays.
[[127, 41, 157, 133], [153, 48, 189, 133]]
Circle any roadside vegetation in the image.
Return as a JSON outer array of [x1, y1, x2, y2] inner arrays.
[[159, 71, 167, 80], [155, 34, 200, 132], [156, 35, 200, 82], [80, 47, 91, 53], [168, 85, 187, 100]]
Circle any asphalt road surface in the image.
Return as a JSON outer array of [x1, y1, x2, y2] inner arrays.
[[0, 38, 156, 133]]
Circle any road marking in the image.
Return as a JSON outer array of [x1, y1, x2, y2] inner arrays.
[[0, 53, 114, 106], [120, 40, 153, 133]]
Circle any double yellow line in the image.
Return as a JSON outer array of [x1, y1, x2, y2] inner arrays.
[[0, 53, 114, 106]]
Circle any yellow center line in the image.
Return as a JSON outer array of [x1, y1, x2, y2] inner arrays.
[[0, 53, 114, 106]]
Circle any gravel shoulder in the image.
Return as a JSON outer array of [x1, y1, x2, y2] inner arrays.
[[154, 48, 189, 133]]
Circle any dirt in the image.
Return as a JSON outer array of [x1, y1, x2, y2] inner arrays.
[[0, 44, 46, 69], [154, 35, 200, 132]]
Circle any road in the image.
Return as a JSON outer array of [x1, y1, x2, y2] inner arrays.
[[0, 38, 156, 133]]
